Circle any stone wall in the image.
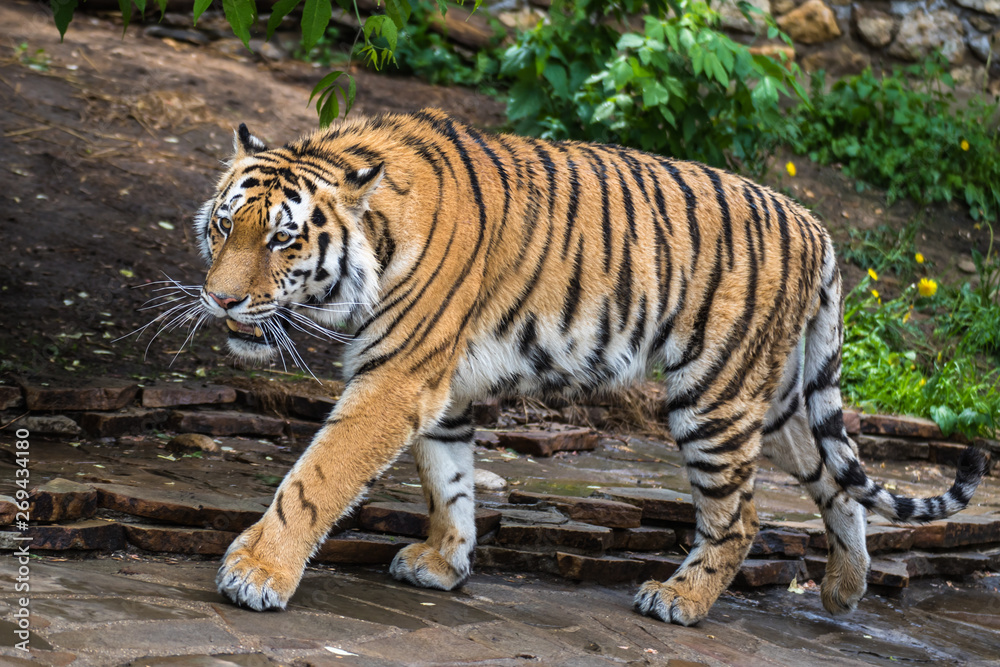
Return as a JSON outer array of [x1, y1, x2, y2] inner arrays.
[[717, 0, 999, 84]]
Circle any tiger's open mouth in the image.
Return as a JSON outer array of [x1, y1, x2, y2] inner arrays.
[[226, 318, 267, 344]]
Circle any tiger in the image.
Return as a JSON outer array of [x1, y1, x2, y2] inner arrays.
[[187, 108, 988, 626]]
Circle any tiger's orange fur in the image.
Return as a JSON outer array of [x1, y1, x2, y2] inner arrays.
[[189, 109, 987, 625]]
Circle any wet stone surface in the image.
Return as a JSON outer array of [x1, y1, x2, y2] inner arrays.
[[1, 556, 998, 666], [0, 398, 998, 663]]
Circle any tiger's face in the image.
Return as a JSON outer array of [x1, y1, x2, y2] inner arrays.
[[193, 124, 383, 363]]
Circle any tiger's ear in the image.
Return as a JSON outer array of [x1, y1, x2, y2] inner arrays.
[[233, 123, 267, 158], [340, 163, 385, 213]]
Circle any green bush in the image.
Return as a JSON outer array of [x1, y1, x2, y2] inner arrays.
[[384, 1, 502, 87], [499, 0, 805, 172], [938, 227, 1000, 360], [793, 55, 1000, 221], [842, 277, 999, 439]]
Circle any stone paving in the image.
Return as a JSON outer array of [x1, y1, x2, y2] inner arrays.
[[1, 378, 1000, 664], [1, 556, 999, 666]]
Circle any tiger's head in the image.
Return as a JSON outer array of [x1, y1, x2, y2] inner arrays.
[[192, 124, 384, 363]]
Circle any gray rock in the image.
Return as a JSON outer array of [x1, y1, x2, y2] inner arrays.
[[888, 10, 967, 64], [718, 0, 772, 34], [954, 0, 1000, 16], [19, 414, 81, 435], [853, 5, 896, 48]]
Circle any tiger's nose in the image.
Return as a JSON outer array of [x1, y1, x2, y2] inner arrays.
[[208, 292, 246, 310]]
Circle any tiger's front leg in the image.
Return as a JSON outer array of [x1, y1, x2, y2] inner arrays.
[[390, 403, 477, 590], [217, 379, 438, 611]]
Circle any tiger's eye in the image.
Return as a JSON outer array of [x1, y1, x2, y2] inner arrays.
[[274, 231, 291, 244], [219, 217, 232, 231]]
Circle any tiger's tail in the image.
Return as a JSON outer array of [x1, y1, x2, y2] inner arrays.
[[803, 241, 990, 523]]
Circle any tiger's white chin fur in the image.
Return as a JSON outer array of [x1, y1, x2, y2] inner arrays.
[[226, 335, 277, 363]]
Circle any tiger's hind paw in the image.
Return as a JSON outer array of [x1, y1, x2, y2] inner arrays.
[[389, 543, 470, 590], [820, 567, 866, 615], [634, 580, 710, 627]]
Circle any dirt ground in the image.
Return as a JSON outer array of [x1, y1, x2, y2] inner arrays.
[[0, 0, 992, 388]]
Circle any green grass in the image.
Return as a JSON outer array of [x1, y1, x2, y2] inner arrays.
[[842, 247, 1000, 439]]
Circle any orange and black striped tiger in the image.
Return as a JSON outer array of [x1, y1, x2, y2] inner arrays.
[[183, 109, 987, 625]]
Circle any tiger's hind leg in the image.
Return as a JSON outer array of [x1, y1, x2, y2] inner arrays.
[[760, 339, 868, 615], [389, 403, 477, 590], [635, 397, 767, 626]]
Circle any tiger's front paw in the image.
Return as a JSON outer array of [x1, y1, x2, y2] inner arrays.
[[389, 543, 471, 590], [216, 524, 303, 611], [634, 580, 711, 627]]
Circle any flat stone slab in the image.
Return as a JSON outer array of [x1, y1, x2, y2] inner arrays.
[[611, 526, 677, 551], [749, 529, 810, 557], [556, 551, 645, 582], [476, 546, 559, 575], [856, 435, 930, 461], [0, 519, 124, 550], [859, 413, 945, 440], [168, 409, 285, 436], [23, 380, 139, 411], [734, 559, 807, 587], [79, 407, 169, 437], [495, 429, 598, 457], [28, 477, 97, 523], [357, 502, 501, 538], [94, 483, 270, 531], [497, 518, 613, 552], [628, 553, 684, 580], [0, 385, 23, 410], [911, 514, 1000, 549], [141, 383, 237, 408], [810, 523, 916, 554], [123, 524, 239, 555], [313, 531, 417, 564], [508, 490, 642, 529], [592, 487, 697, 524]]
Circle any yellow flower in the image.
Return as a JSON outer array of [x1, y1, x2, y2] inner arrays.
[[870, 288, 879, 300], [919, 378, 926, 387], [868, 268, 878, 281], [786, 161, 796, 177], [918, 278, 937, 297], [914, 253, 924, 264], [960, 139, 970, 151], [937, 351, 943, 362]]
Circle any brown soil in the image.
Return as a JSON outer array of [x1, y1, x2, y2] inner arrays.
[[0, 0, 991, 390]]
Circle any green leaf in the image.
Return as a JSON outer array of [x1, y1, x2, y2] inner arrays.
[[543, 62, 569, 99], [301, 0, 333, 52], [592, 99, 616, 124], [930, 405, 959, 437], [133, 0, 146, 12], [617, 33, 645, 50], [222, 0, 257, 48], [507, 81, 542, 121], [384, 0, 411, 30], [155, 0, 167, 18], [117, 0, 132, 33], [267, 0, 301, 40], [50, 0, 79, 39], [193, 0, 213, 25], [363, 14, 398, 53]]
